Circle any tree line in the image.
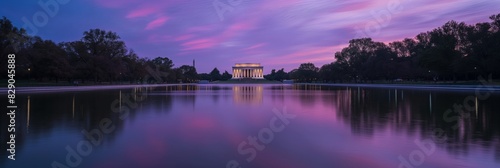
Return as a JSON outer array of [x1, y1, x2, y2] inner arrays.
[[266, 13, 500, 83], [1, 17, 203, 84], [2, 13, 500, 84]]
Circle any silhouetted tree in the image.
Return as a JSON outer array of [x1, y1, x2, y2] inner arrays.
[[28, 39, 71, 82], [275, 68, 288, 81], [264, 69, 277, 81], [209, 68, 221, 81], [198, 73, 211, 81], [290, 63, 319, 82], [1, 17, 29, 79], [221, 71, 232, 81], [178, 65, 198, 83]]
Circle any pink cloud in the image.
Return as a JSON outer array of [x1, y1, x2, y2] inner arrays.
[[126, 6, 159, 18], [334, 1, 375, 13], [244, 43, 266, 50], [181, 38, 217, 51], [177, 20, 258, 51], [145, 16, 169, 30], [219, 20, 256, 39]]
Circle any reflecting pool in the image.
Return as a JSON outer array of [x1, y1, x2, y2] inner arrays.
[[1, 84, 499, 168]]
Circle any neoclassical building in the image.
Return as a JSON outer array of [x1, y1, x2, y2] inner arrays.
[[232, 63, 264, 79]]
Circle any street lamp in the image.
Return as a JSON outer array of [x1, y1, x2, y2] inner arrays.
[[28, 68, 31, 85], [474, 67, 478, 81], [428, 70, 433, 82]]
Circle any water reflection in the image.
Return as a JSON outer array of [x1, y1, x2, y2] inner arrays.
[[0, 84, 499, 167], [233, 85, 263, 105], [27, 96, 30, 132], [302, 85, 500, 160]]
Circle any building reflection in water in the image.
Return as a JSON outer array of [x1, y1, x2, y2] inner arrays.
[[232, 85, 263, 105]]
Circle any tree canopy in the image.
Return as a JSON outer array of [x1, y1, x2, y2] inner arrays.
[[0, 17, 199, 84]]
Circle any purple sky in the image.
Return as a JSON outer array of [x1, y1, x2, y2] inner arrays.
[[1, 0, 499, 73]]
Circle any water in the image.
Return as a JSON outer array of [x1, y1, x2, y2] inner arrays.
[[1, 84, 499, 168]]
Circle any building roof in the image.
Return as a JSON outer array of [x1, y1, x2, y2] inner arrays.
[[233, 63, 263, 68]]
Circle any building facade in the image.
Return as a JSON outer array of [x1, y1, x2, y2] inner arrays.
[[232, 63, 264, 79]]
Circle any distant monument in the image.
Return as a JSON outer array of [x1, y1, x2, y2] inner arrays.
[[232, 63, 264, 79]]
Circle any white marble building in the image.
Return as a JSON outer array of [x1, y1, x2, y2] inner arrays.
[[232, 63, 264, 79]]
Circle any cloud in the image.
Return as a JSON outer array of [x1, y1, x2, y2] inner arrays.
[[145, 16, 169, 30], [83, 0, 500, 73], [126, 6, 159, 18], [93, 0, 139, 8], [181, 38, 217, 51], [244, 43, 266, 50]]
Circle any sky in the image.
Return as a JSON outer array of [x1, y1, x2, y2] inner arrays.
[[1, 0, 499, 74]]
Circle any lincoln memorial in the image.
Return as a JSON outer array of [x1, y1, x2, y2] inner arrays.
[[232, 63, 264, 79]]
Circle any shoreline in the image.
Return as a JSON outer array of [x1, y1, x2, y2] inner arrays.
[[0, 84, 197, 94], [1, 83, 500, 94], [294, 83, 500, 91]]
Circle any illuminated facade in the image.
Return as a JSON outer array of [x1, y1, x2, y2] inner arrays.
[[232, 63, 264, 79]]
